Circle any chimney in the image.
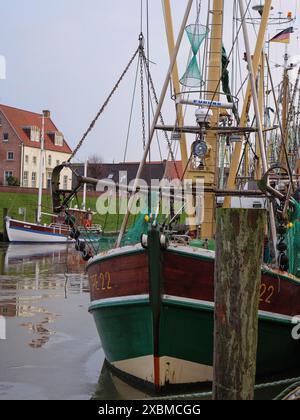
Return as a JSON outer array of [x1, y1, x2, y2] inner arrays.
[[43, 110, 51, 118]]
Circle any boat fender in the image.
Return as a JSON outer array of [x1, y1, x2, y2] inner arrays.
[[160, 234, 169, 250], [277, 239, 287, 253], [141, 234, 148, 249], [82, 249, 92, 261], [278, 253, 289, 272], [76, 239, 86, 252]]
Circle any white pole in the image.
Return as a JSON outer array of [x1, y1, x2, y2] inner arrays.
[[82, 160, 88, 211], [239, 0, 278, 260], [116, 0, 194, 247], [37, 112, 45, 224]]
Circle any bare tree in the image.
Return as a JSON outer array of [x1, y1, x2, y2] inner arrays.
[[88, 154, 103, 180]]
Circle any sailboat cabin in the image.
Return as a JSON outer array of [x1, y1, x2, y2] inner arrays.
[[0, 104, 72, 189]]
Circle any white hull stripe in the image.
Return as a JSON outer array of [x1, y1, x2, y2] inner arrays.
[[89, 294, 149, 311], [87, 244, 144, 267]]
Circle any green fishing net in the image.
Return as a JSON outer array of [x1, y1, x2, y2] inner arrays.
[[286, 198, 300, 277], [180, 24, 208, 88]]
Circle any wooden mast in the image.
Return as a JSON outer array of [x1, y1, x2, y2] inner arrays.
[[199, 0, 224, 239], [163, 0, 224, 239], [280, 48, 289, 166], [224, 0, 272, 208], [162, 0, 189, 169], [255, 53, 265, 180]]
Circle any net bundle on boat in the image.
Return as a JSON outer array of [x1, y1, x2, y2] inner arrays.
[[92, 195, 157, 253]]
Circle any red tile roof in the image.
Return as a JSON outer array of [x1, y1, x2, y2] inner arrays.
[[0, 104, 72, 154]]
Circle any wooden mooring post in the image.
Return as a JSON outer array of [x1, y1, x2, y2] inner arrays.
[[213, 208, 266, 400]]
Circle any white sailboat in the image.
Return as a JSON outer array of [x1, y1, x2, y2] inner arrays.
[[5, 110, 72, 243]]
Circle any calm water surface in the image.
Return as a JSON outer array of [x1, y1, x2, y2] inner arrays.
[[0, 243, 105, 400]]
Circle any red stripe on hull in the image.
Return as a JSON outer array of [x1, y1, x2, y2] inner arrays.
[[154, 356, 160, 390], [163, 251, 300, 318], [9, 220, 70, 236], [88, 252, 149, 301], [88, 247, 300, 320]]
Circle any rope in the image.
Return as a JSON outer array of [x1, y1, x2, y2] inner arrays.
[[140, 46, 147, 150], [68, 47, 140, 162], [273, 381, 300, 400], [152, 376, 300, 401]]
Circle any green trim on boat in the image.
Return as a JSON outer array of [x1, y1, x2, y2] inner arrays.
[[89, 297, 149, 312], [189, 239, 216, 251]]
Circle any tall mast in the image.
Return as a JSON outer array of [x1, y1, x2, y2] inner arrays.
[[37, 110, 47, 224], [224, 0, 272, 208], [255, 52, 265, 180], [280, 46, 289, 165], [162, 0, 189, 169], [239, 0, 277, 258], [82, 159, 88, 211], [162, 0, 224, 239], [199, 0, 224, 239]]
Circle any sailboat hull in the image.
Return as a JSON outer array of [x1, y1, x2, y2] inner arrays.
[[5, 218, 70, 243], [87, 244, 300, 391]]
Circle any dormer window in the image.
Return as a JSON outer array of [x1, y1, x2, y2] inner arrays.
[[54, 132, 64, 147], [23, 126, 40, 142], [30, 126, 40, 142], [48, 131, 64, 147]]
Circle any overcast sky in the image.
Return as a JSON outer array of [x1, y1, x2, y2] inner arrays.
[[0, 0, 300, 164]]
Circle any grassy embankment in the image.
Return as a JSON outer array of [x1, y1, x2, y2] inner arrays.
[[0, 191, 161, 233]]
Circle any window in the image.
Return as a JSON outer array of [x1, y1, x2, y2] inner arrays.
[[33, 156, 37, 165], [47, 172, 52, 190], [31, 172, 37, 188], [54, 132, 64, 147], [23, 171, 28, 187], [48, 155, 52, 167], [7, 152, 14, 161], [25, 155, 29, 164], [63, 175, 68, 190], [4, 171, 13, 185], [30, 126, 40, 142], [3, 133, 8, 142]]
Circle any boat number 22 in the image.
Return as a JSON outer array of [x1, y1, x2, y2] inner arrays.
[[91, 272, 112, 292], [260, 283, 274, 304]]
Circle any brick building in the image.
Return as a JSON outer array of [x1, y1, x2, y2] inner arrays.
[[0, 104, 72, 189]]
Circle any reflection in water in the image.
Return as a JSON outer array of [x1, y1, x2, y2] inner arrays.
[[93, 361, 152, 401], [0, 243, 104, 401], [0, 244, 89, 349], [0, 244, 88, 351]]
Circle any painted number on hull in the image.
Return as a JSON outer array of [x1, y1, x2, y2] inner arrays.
[[260, 284, 275, 304], [91, 272, 112, 292]]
